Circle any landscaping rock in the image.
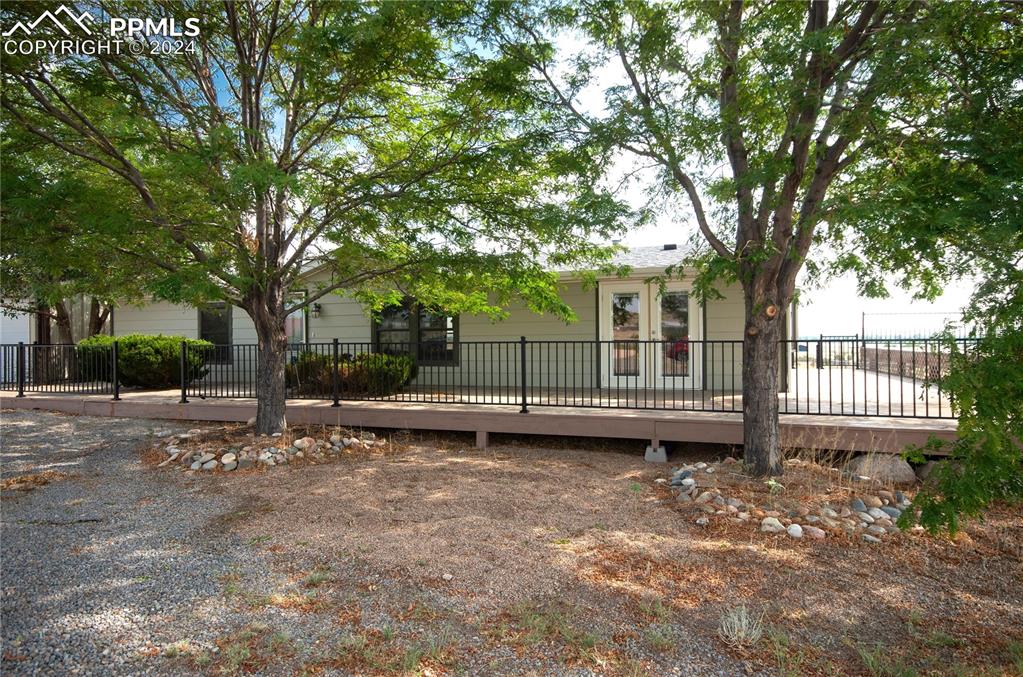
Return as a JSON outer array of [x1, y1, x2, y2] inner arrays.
[[158, 452, 179, 467], [680, 478, 697, 493], [201, 460, 217, 471], [880, 506, 902, 520], [760, 517, 785, 534], [189, 460, 202, 470], [695, 517, 709, 526], [238, 458, 254, 470], [246, 416, 256, 425], [915, 460, 943, 482], [863, 495, 884, 509], [803, 526, 826, 540], [850, 498, 867, 512], [293, 436, 316, 450], [787, 524, 803, 539], [857, 511, 875, 524], [197, 453, 216, 464], [867, 507, 887, 520], [863, 534, 882, 544], [222, 461, 237, 471], [846, 455, 917, 485], [221, 453, 237, 465]]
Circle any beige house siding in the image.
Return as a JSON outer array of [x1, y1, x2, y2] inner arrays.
[[111, 274, 750, 392], [113, 302, 257, 343], [114, 302, 200, 339], [702, 281, 744, 391]]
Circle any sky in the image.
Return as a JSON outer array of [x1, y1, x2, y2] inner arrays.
[[619, 217, 974, 338], [554, 30, 975, 340]]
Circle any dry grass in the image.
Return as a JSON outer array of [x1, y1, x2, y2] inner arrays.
[[0, 470, 73, 492], [302, 625, 464, 676], [175, 432, 1021, 675]]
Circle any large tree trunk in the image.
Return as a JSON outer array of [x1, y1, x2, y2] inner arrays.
[[54, 301, 74, 344], [247, 286, 289, 435], [87, 297, 110, 337], [742, 295, 783, 477]]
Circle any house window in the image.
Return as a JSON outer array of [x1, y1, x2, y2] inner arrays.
[[199, 301, 232, 362], [374, 300, 458, 365]]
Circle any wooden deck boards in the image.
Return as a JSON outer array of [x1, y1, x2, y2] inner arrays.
[[0, 389, 955, 456]]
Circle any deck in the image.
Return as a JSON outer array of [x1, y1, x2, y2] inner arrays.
[[0, 389, 956, 457]]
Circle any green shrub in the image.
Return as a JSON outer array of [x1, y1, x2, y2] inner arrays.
[[78, 334, 211, 388], [285, 350, 415, 397]]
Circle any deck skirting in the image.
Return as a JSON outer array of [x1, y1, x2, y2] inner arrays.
[[0, 391, 955, 456]]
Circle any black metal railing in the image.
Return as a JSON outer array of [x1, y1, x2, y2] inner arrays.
[[1, 343, 115, 396], [1, 337, 979, 419]]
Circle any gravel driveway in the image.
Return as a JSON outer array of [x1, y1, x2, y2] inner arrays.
[[0, 410, 288, 675], [1, 409, 746, 676]]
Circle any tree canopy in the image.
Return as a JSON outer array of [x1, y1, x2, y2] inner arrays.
[[482, 0, 994, 475], [826, 4, 1022, 533], [1, 0, 632, 431]]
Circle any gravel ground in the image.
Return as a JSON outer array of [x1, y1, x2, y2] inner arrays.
[[3, 408, 1019, 676], [1, 410, 743, 676], [1, 410, 279, 675]]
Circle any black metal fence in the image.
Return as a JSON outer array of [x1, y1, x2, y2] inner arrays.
[[1, 337, 979, 419]]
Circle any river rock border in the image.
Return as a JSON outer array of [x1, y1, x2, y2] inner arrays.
[[155, 428, 388, 474], [663, 459, 919, 544]]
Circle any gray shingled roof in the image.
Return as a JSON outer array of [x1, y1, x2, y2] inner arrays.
[[606, 244, 685, 270]]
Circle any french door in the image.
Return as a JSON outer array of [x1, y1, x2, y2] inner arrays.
[[599, 281, 701, 390]]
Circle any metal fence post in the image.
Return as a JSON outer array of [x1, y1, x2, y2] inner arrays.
[[16, 342, 25, 397], [331, 338, 340, 407], [519, 336, 528, 413], [179, 340, 188, 404], [111, 340, 121, 401], [815, 333, 823, 370]]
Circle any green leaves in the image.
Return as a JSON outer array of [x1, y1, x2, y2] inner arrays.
[[1, 0, 634, 321]]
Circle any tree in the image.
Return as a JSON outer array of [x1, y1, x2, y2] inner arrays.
[[1, 1, 627, 433], [487, 0, 995, 475], [827, 5, 1022, 532], [1, 124, 149, 342]]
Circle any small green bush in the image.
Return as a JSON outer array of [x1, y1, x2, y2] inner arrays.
[[78, 334, 211, 388], [285, 351, 415, 397]]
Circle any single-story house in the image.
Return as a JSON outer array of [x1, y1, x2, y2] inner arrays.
[[110, 244, 797, 393]]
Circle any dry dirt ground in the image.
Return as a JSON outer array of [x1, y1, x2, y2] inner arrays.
[[3, 409, 1022, 676]]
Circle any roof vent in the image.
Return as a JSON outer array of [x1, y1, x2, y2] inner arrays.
[[663, 243, 677, 251]]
